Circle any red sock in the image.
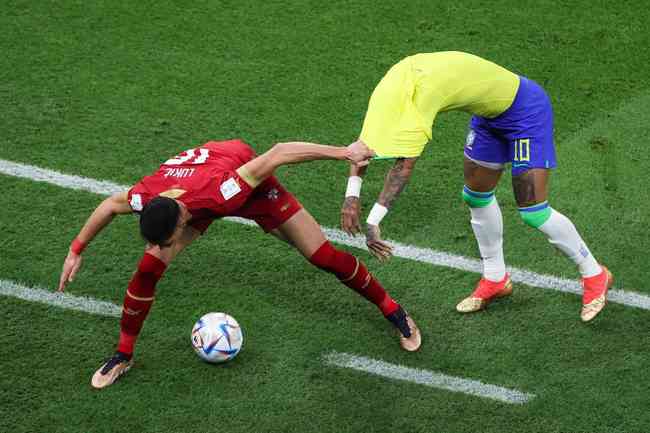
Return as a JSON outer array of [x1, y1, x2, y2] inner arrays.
[[117, 253, 167, 356], [309, 241, 399, 316]]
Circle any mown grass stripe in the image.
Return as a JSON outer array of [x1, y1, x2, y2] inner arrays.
[[0, 279, 121, 317], [324, 351, 535, 404], [1, 276, 534, 405], [2, 158, 649, 311]]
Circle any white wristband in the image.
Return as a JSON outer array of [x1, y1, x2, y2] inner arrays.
[[345, 176, 363, 198], [366, 203, 388, 226]]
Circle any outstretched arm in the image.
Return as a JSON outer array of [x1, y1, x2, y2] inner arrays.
[[236, 141, 374, 187], [58, 191, 133, 291], [366, 157, 418, 261]]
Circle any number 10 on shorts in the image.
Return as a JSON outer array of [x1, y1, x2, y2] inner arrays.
[[514, 138, 531, 162]]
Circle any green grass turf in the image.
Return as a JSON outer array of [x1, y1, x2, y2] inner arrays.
[[2, 172, 650, 433], [2, 1, 650, 432]]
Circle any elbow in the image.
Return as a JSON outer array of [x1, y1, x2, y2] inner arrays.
[[270, 142, 290, 156], [107, 191, 132, 215], [268, 142, 290, 164]]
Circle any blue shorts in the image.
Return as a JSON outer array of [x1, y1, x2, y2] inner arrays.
[[464, 76, 557, 176]]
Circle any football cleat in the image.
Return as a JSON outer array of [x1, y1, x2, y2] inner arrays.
[[386, 306, 421, 352], [581, 266, 613, 322], [91, 352, 134, 389], [456, 274, 512, 313]]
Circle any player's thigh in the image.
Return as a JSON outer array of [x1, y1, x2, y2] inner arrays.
[[507, 122, 555, 206], [511, 168, 550, 207], [505, 77, 557, 178], [277, 209, 327, 259], [463, 157, 503, 192], [463, 119, 506, 191]]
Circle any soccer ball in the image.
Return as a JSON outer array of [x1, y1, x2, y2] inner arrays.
[[191, 312, 243, 363]]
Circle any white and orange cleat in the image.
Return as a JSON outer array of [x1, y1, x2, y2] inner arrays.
[[386, 306, 421, 352], [456, 274, 512, 313], [91, 352, 134, 389], [581, 266, 613, 322]]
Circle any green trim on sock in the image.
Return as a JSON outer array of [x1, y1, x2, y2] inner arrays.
[[462, 190, 495, 208], [519, 206, 552, 228]]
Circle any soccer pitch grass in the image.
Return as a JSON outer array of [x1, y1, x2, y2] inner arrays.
[[2, 1, 650, 432]]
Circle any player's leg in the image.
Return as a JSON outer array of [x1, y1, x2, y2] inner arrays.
[[512, 168, 612, 321], [457, 120, 513, 313], [91, 226, 201, 389], [464, 157, 505, 281], [276, 208, 421, 351], [506, 76, 610, 321]]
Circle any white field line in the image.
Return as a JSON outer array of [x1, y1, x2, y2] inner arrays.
[[0, 279, 121, 317], [2, 158, 649, 311], [324, 351, 534, 405], [1, 276, 532, 405]]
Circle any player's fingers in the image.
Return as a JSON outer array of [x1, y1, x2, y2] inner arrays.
[[69, 261, 82, 282], [379, 241, 394, 254], [373, 241, 393, 256], [341, 218, 353, 236], [59, 264, 73, 290], [340, 216, 348, 234], [368, 248, 385, 262], [369, 238, 388, 251], [368, 242, 389, 262]]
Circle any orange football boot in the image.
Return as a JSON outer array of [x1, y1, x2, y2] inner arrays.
[[581, 266, 613, 322], [456, 274, 513, 313]]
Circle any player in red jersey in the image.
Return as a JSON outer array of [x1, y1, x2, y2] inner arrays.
[[58, 139, 421, 389]]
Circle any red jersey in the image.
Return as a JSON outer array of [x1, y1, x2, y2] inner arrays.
[[127, 139, 302, 233]]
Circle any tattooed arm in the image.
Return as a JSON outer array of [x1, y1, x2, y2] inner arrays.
[[366, 157, 418, 261], [377, 157, 418, 208]]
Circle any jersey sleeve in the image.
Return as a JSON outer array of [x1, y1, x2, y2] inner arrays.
[[203, 170, 255, 216], [127, 183, 152, 213]]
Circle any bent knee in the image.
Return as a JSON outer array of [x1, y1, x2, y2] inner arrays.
[[462, 185, 495, 208]]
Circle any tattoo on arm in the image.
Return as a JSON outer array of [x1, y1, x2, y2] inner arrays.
[[378, 158, 417, 208]]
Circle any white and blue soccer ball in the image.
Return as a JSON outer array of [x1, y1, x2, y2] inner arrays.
[[191, 312, 243, 363]]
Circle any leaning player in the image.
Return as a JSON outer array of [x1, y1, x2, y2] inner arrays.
[[59, 139, 421, 389], [340, 51, 612, 322]]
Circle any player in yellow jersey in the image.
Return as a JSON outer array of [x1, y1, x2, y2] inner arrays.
[[339, 52, 613, 322]]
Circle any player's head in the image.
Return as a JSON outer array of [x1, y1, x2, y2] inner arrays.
[[140, 196, 188, 247]]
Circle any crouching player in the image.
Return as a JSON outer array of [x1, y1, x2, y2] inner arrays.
[[58, 139, 421, 389], [341, 51, 613, 322]]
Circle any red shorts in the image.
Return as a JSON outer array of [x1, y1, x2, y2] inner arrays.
[[230, 175, 302, 232], [188, 141, 303, 233], [190, 172, 302, 233]]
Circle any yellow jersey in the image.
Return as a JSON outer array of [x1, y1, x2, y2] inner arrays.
[[360, 51, 520, 158]]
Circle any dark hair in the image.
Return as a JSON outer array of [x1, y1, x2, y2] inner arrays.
[[140, 196, 181, 247]]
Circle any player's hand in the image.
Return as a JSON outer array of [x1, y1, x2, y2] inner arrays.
[[366, 224, 393, 262], [340, 196, 362, 235], [346, 141, 375, 167], [58, 251, 83, 292]]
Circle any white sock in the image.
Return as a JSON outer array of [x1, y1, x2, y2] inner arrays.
[[538, 209, 601, 278], [470, 199, 506, 282]]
